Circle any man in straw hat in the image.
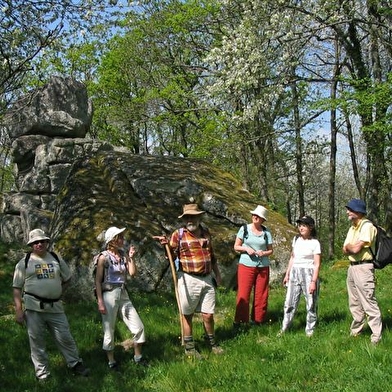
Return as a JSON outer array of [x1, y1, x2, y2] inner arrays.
[[12, 229, 89, 381], [160, 203, 223, 358]]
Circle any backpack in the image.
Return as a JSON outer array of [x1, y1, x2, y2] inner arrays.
[[24, 251, 60, 269], [369, 224, 392, 269], [92, 250, 114, 298], [242, 223, 269, 244]]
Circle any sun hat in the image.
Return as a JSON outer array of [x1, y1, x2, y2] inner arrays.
[[345, 199, 367, 214], [104, 226, 126, 244], [178, 204, 205, 218], [250, 205, 268, 221], [296, 215, 315, 226], [27, 229, 50, 245]]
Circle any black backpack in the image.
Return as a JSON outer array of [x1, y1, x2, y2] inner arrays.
[[369, 224, 392, 269]]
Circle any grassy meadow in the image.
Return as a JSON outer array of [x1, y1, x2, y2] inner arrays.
[[1, 251, 392, 392]]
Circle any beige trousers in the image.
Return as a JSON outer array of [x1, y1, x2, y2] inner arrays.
[[346, 263, 382, 343]]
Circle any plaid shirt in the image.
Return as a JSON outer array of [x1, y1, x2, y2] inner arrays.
[[170, 227, 216, 275]]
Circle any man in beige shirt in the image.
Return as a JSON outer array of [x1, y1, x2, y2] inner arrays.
[[13, 229, 89, 381]]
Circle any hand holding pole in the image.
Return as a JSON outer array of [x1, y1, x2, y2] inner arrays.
[[153, 235, 184, 345]]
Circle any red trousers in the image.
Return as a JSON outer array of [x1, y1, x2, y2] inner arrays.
[[234, 264, 270, 324]]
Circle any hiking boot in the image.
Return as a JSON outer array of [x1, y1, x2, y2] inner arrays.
[[185, 348, 203, 360], [72, 361, 90, 376], [371, 337, 381, 345], [211, 344, 224, 354], [36, 374, 50, 383], [233, 322, 248, 335], [134, 357, 149, 367], [108, 362, 120, 371]]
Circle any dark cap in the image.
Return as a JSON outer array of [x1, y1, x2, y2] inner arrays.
[[345, 198, 366, 214], [296, 215, 315, 226]]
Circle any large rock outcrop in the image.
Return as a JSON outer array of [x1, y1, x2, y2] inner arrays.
[[1, 76, 296, 295], [49, 152, 295, 293]]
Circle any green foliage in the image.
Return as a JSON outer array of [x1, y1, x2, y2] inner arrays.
[[0, 1, 121, 101], [3, 250, 392, 391], [88, 0, 223, 156]]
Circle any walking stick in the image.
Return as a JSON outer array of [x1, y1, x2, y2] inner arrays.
[[153, 236, 184, 345]]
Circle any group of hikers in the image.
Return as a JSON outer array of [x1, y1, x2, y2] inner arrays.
[[12, 198, 382, 381]]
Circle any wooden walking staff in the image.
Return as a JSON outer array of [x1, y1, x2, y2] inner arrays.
[[153, 236, 184, 345]]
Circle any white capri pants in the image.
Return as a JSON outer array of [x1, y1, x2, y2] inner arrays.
[[101, 287, 145, 351]]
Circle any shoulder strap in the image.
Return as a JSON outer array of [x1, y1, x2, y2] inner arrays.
[[24, 252, 32, 269], [242, 224, 268, 244], [242, 224, 248, 239], [101, 250, 114, 266], [262, 225, 268, 245], [24, 250, 60, 269], [177, 228, 184, 257], [49, 251, 60, 262]]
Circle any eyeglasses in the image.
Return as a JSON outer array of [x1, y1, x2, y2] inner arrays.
[[32, 240, 48, 245]]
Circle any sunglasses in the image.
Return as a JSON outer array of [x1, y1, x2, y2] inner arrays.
[[32, 240, 48, 245]]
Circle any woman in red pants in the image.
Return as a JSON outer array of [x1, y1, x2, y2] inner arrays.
[[233, 205, 274, 329]]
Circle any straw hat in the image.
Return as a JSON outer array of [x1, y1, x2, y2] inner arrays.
[[178, 204, 205, 218]]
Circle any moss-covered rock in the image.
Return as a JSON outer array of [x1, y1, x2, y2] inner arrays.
[[49, 151, 295, 298]]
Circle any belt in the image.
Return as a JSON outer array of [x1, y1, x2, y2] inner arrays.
[[24, 292, 61, 309], [350, 260, 373, 266], [185, 272, 210, 277]]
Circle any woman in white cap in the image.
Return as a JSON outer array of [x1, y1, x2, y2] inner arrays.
[[95, 226, 147, 369], [233, 205, 274, 329], [278, 215, 321, 337]]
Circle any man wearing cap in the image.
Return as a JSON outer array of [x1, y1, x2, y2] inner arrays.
[[166, 203, 223, 357], [12, 229, 89, 381], [343, 199, 382, 344]]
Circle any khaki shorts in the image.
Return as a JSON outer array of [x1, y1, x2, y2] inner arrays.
[[177, 271, 216, 315]]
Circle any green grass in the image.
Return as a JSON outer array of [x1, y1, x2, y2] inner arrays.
[[2, 257, 392, 391]]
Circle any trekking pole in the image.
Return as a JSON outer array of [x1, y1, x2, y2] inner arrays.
[[153, 236, 184, 345]]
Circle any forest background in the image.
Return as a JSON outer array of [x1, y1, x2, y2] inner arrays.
[[1, 0, 392, 258]]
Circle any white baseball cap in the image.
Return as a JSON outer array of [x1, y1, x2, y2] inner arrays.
[[104, 226, 126, 244]]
